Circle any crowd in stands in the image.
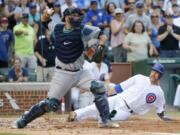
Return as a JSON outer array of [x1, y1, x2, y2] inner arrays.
[[0, 0, 180, 82]]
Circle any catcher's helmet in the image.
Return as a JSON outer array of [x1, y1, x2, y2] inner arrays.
[[152, 63, 164, 78], [62, 8, 82, 21]]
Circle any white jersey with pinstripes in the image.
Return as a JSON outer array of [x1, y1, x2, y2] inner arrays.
[[118, 74, 165, 115]]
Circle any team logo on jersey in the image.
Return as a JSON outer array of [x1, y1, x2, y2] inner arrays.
[[146, 93, 156, 103]]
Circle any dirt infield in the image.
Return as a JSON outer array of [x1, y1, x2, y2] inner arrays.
[[0, 111, 180, 135]]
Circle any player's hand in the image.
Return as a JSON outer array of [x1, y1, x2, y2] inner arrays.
[[108, 87, 117, 96]]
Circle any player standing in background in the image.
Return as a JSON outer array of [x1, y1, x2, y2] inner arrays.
[[11, 7, 119, 129], [68, 63, 174, 122]]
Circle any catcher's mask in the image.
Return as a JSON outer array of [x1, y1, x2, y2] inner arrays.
[[62, 8, 83, 28]]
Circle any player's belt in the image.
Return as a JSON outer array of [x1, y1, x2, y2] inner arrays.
[[56, 66, 80, 72], [123, 99, 134, 114]]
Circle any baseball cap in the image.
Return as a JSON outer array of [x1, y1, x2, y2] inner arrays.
[[29, 3, 36, 9], [115, 8, 124, 14], [0, 17, 8, 23], [135, 1, 144, 8], [90, 0, 97, 4], [53, 2, 60, 7], [22, 13, 29, 18]]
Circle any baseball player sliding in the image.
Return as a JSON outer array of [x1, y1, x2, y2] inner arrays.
[[68, 63, 174, 122], [11, 8, 119, 128]]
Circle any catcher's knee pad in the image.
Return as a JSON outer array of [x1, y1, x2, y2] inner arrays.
[[90, 80, 106, 94], [47, 98, 60, 112], [37, 98, 60, 112], [90, 81, 110, 123], [94, 94, 110, 123]]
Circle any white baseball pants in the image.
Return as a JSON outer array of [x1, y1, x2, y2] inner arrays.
[[75, 95, 132, 121]]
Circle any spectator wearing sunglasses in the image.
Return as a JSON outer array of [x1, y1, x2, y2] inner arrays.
[[125, 0, 136, 18], [125, 1, 152, 34]]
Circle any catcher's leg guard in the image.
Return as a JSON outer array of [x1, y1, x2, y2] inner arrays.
[[90, 80, 110, 123], [14, 98, 60, 128]]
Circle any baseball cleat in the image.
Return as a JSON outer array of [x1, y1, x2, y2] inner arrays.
[[67, 111, 77, 122], [10, 120, 19, 129], [98, 121, 119, 128], [10, 115, 27, 129]]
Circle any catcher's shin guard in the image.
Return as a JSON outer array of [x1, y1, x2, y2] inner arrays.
[[15, 98, 60, 128], [90, 80, 110, 123]]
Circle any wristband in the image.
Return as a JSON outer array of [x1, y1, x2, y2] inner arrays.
[[114, 84, 123, 93]]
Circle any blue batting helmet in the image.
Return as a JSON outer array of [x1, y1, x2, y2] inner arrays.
[[152, 63, 164, 78]]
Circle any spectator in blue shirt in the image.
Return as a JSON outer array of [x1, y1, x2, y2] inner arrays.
[[105, 2, 117, 25], [28, 3, 40, 30], [83, 0, 108, 30], [8, 57, 29, 82], [0, 32, 7, 68], [0, 17, 14, 67]]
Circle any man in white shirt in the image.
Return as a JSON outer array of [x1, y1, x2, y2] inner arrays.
[[68, 63, 174, 122]]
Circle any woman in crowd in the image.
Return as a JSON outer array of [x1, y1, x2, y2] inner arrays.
[[123, 20, 158, 75], [8, 57, 29, 82], [105, 2, 117, 26], [110, 8, 126, 62]]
